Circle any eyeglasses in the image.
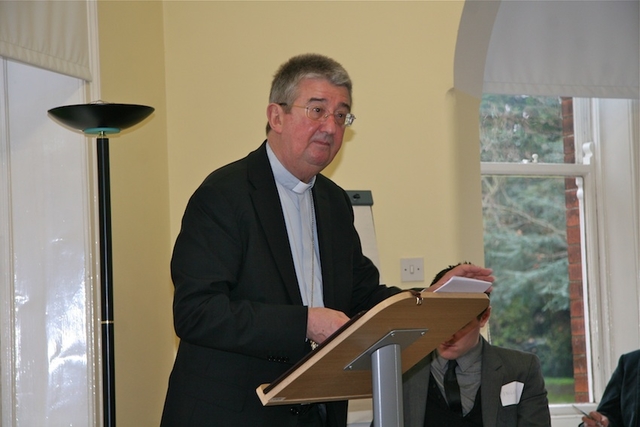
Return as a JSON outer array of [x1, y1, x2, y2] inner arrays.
[[279, 103, 355, 127]]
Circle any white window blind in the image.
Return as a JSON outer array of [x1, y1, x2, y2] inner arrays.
[[0, 0, 91, 81], [455, 0, 639, 99]]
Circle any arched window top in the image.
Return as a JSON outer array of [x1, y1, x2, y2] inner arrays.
[[455, 0, 639, 100]]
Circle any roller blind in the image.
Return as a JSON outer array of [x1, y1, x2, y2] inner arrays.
[[455, 0, 639, 99], [0, 0, 91, 81]]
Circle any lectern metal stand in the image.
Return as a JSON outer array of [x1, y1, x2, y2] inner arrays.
[[371, 343, 403, 427], [345, 327, 428, 427]]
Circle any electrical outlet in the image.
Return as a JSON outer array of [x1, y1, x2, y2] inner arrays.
[[401, 258, 424, 282]]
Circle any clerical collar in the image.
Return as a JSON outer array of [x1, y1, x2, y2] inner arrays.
[[266, 142, 316, 194]]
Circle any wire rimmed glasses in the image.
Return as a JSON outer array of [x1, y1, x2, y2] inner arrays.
[[279, 102, 355, 127]]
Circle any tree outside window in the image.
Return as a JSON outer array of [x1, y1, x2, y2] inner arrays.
[[480, 94, 588, 404]]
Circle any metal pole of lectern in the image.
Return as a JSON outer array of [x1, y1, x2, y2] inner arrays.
[[371, 344, 404, 427]]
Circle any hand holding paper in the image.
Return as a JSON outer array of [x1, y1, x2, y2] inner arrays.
[[425, 263, 494, 293]]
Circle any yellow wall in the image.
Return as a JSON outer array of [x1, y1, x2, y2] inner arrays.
[[97, 2, 174, 425], [163, 0, 485, 283], [98, 1, 484, 425]]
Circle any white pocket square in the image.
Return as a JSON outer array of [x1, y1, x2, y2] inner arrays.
[[500, 381, 524, 406]]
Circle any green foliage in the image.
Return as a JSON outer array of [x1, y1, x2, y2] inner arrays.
[[545, 377, 576, 403], [480, 95, 574, 379], [480, 94, 564, 163]]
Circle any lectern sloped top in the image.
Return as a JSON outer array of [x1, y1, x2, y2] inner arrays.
[[256, 290, 489, 406]]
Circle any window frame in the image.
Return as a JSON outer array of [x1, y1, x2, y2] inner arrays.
[[480, 97, 639, 423]]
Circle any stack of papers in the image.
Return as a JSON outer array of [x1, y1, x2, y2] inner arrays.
[[427, 276, 492, 293]]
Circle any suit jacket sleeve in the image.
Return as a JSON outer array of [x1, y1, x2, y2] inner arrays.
[[171, 169, 307, 359], [514, 351, 551, 426], [596, 349, 640, 427], [170, 148, 310, 363], [597, 355, 624, 425]]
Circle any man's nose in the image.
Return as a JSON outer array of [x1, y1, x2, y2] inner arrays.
[[319, 113, 340, 133]]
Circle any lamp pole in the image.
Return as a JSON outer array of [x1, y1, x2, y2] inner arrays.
[[48, 102, 154, 427], [97, 132, 116, 426]]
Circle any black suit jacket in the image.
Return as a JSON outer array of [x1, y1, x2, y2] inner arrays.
[[594, 349, 640, 427], [161, 142, 399, 426]]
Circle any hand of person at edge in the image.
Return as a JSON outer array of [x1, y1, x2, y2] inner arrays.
[[581, 411, 609, 427]]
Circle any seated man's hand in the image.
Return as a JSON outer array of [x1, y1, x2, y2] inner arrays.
[[582, 411, 608, 427]]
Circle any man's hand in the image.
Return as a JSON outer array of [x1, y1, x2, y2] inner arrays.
[[582, 411, 608, 427], [428, 263, 494, 292], [307, 307, 350, 344]]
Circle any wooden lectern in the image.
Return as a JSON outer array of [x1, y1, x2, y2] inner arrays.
[[256, 290, 489, 427]]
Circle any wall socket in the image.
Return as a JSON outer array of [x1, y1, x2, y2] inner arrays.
[[400, 258, 424, 282]]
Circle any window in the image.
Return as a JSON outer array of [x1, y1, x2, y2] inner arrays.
[[480, 95, 640, 416], [481, 95, 585, 404], [0, 58, 98, 426]]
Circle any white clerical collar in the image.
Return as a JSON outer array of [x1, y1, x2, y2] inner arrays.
[[266, 141, 316, 194]]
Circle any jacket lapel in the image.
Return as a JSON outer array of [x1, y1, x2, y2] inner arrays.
[[481, 337, 503, 426], [246, 142, 302, 305], [312, 181, 337, 307]]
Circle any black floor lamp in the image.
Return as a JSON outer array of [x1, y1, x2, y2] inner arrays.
[[48, 101, 154, 427]]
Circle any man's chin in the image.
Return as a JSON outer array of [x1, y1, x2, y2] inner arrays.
[[438, 345, 458, 359]]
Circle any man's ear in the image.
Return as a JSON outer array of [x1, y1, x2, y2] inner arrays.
[[266, 103, 283, 133], [479, 306, 492, 327]]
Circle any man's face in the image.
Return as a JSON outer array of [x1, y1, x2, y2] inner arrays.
[[271, 78, 351, 182], [437, 308, 491, 360]]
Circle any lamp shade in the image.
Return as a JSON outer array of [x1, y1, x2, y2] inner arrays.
[[48, 102, 154, 134]]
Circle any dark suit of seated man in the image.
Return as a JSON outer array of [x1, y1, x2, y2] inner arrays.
[[402, 266, 551, 427], [579, 349, 640, 427]]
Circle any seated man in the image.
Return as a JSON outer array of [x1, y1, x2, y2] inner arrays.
[[580, 349, 640, 427], [402, 265, 551, 427]]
